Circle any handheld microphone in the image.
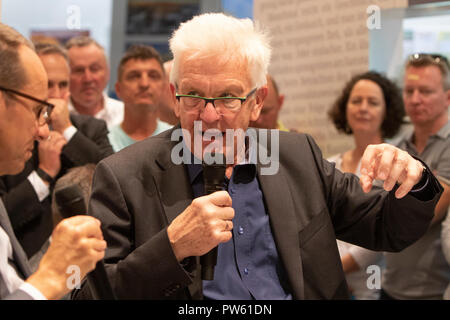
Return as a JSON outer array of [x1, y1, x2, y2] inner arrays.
[[201, 153, 226, 280], [55, 184, 117, 300]]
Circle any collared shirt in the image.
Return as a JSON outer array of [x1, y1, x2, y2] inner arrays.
[[68, 92, 124, 129], [382, 120, 450, 300], [108, 120, 173, 152], [397, 120, 450, 184], [187, 161, 292, 300], [27, 125, 78, 202]]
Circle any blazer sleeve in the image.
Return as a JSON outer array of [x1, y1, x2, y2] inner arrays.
[[304, 134, 443, 252], [71, 160, 193, 300], [0, 176, 46, 233], [61, 116, 114, 167]]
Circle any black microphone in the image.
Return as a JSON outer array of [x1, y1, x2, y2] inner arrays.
[[201, 153, 227, 280], [55, 184, 117, 300]]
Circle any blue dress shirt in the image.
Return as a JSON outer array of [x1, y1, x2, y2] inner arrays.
[[187, 162, 292, 300]]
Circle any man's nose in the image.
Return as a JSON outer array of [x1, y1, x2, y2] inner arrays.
[[200, 101, 220, 123], [139, 74, 150, 88], [49, 86, 61, 100], [410, 89, 422, 104], [82, 69, 94, 82]]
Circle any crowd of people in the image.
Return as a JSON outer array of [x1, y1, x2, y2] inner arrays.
[[0, 12, 448, 300]]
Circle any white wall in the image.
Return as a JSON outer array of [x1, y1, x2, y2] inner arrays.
[[1, 0, 113, 56]]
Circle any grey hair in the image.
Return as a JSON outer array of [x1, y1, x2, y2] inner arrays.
[[65, 36, 104, 51], [169, 13, 271, 89]]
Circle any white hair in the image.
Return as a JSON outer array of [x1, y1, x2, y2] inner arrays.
[[169, 13, 271, 89]]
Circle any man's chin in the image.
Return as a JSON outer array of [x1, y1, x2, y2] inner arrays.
[[9, 159, 26, 175]]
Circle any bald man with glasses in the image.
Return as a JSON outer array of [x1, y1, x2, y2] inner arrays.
[[0, 22, 105, 300], [0, 43, 114, 259]]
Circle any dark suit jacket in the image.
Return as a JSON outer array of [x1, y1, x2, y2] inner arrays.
[[73, 127, 442, 300], [0, 114, 114, 257], [0, 199, 33, 300]]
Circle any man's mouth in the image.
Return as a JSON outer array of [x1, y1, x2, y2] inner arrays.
[[199, 130, 226, 141]]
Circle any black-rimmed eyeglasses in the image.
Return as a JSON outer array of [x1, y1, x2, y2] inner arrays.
[[176, 88, 257, 114], [0, 86, 54, 126]]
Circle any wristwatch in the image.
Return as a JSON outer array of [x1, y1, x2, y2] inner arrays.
[[36, 168, 55, 185]]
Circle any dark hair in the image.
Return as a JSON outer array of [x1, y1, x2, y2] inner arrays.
[[117, 45, 164, 81], [328, 71, 405, 138]]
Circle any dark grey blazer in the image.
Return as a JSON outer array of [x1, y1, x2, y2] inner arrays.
[[0, 200, 33, 300], [73, 127, 442, 300], [0, 114, 114, 257]]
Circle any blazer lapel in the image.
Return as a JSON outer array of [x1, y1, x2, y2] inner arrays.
[[150, 127, 194, 224], [142, 130, 201, 298], [0, 200, 32, 279]]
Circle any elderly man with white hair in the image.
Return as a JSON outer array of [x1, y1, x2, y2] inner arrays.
[[73, 13, 442, 300]]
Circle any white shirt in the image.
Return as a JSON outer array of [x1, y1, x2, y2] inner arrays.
[[68, 92, 124, 128], [27, 125, 78, 201], [0, 226, 46, 299]]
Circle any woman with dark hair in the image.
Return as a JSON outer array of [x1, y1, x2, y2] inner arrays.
[[327, 71, 405, 299]]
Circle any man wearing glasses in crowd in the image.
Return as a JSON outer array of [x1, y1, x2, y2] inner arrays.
[[0, 43, 113, 261], [381, 54, 450, 300], [0, 23, 105, 300], [73, 13, 442, 300]]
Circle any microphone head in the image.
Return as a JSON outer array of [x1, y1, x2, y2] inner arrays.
[[54, 184, 87, 218]]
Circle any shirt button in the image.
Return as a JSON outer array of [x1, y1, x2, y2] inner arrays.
[[238, 226, 244, 235], [244, 268, 249, 275]]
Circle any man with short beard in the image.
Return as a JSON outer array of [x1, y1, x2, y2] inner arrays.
[[0, 22, 105, 300], [108, 45, 172, 152]]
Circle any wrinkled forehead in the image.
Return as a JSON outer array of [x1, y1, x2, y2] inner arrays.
[[68, 44, 107, 66], [177, 54, 252, 88], [405, 65, 443, 82]]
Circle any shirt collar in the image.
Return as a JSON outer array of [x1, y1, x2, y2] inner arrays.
[[184, 129, 257, 184], [436, 120, 450, 139], [406, 119, 450, 143]]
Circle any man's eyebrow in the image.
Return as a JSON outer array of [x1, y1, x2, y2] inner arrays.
[[180, 84, 244, 94]]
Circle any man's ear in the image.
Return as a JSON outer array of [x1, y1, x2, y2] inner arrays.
[[171, 83, 181, 117], [115, 82, 122, 101], [278, 94, 285, 111], [250, 86, 268, 121]]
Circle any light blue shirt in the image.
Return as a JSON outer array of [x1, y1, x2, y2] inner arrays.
[[108, 120, 172, 152]]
